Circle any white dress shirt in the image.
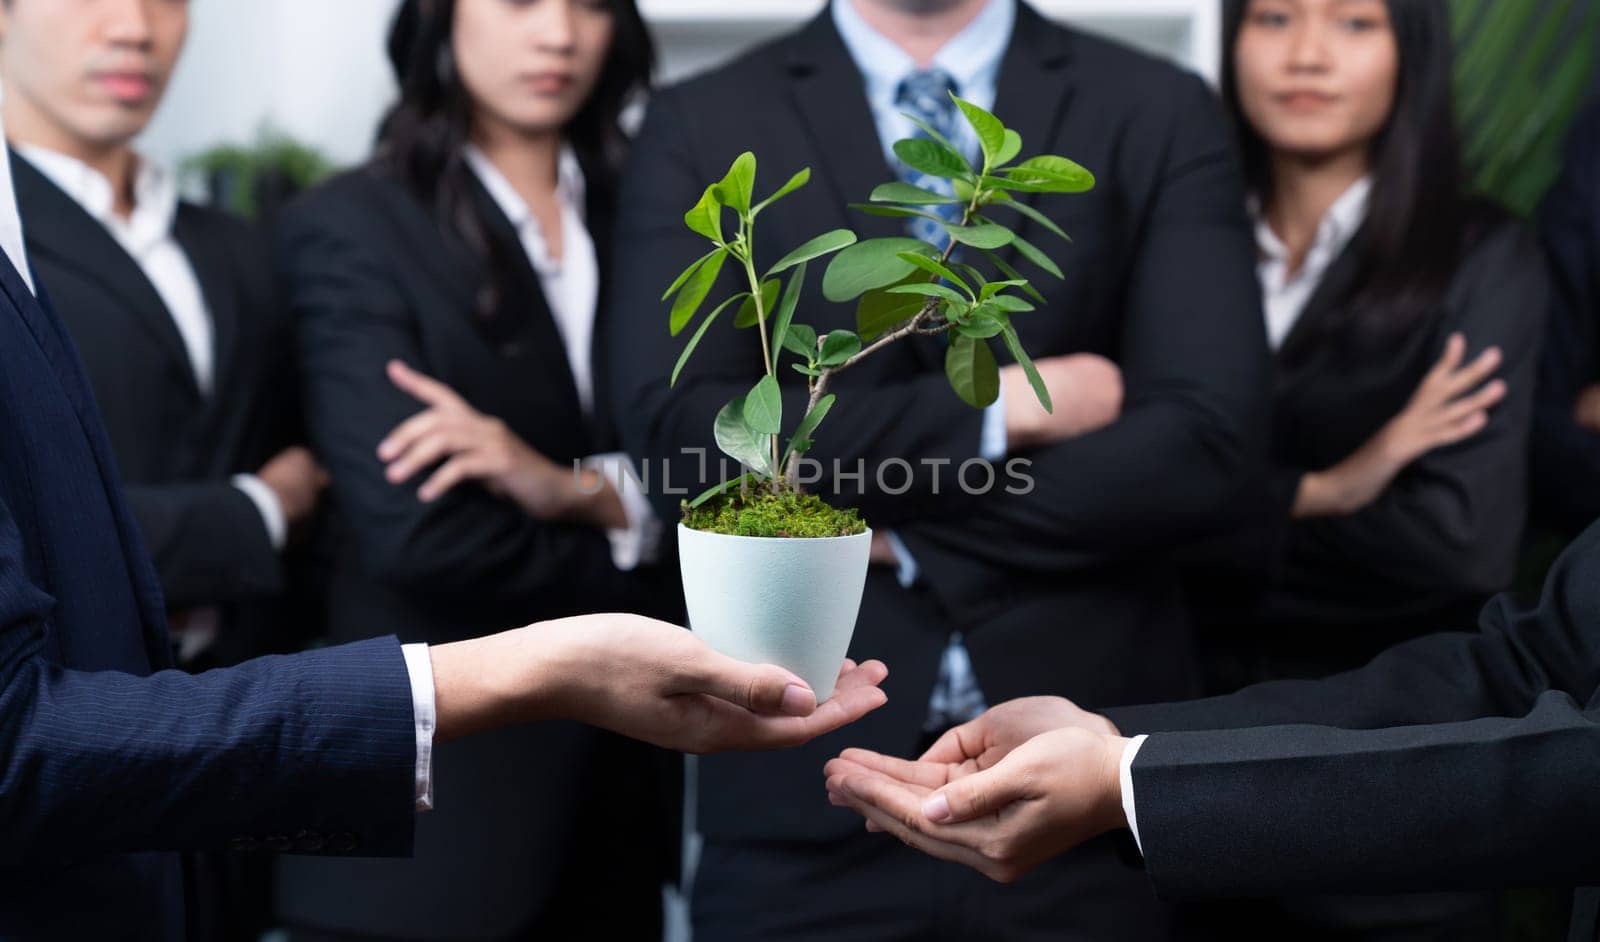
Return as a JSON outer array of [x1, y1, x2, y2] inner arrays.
[[464, 143, 661, 572], [1254, 176, 1373, 350]]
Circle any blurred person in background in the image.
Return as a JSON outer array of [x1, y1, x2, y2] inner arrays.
[[1180, 0, 1549, 936], [0, 0, 329, 934], [274, 0, 684, 939]]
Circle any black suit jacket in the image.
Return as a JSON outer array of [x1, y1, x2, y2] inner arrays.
[[1106, 518, 1600, 941], [275, 163, 678, 939], [13, 154, 299, 624], [1533, 99, 1600, 535], [607, 6, 1268, 841], [1188, 211, 1548, 676]]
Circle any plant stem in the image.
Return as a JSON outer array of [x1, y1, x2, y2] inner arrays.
[[737, 210, 783, 489]]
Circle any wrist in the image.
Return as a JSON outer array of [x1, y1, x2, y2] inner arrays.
[[1095, 735, 1131, 835], [430, 623, 572, 743]]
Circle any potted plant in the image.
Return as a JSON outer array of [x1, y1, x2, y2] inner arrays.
[[664, 94, 1094, 700]]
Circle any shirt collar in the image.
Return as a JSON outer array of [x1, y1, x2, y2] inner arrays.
[[462, 142, 586, 233], [1253, 175, 1373, 264], [831, 0, 1014, 108], [17, 144, 177, 248]]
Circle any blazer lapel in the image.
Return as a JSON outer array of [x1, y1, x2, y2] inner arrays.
[[12, 154, 203, 401], [173, 207, 238, 403], [1276, 231, 1368, 365], [990, 3, 1078, 269]]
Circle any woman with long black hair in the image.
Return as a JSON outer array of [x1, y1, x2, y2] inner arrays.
[[274, 1, 677, 938], [1185, 0, 1549, 936]]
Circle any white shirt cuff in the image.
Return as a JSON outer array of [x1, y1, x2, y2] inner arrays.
[[230, 473, 287, 551], [1120, 733, 1149, 853], [883, 530, 920, 589], [979, 385, 1009, 461], [581, 452, 661, 571], [400, 642, 436, 812]]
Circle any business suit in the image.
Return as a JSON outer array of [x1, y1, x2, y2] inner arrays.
[[276, 162, 678, 940], [1105, 516, 1600, 942], [1188, 210, 1548, 688], [607, 3, 1267, 936], [0, 166, 416, 939], [1533, 100, 1600, 537], [11, 153, 306, 661]]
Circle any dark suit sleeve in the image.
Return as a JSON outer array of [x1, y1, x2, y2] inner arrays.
[[1278, 225, 1547, 598], [1107, 520, 1600, 896], [122, 482, 282, 608], [0, 491, 417, 862], [1532, 101, 1600, 531], [281, 190, 632, 605], [607, 88, 988, 525], [896, 73, 1270, 576]]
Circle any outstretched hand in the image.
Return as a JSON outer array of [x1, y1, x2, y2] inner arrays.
[[823, 696, 1127, 883]]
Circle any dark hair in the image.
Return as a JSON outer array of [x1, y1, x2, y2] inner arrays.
[[378, 0, 653, 331], [1222, 0, 1484, 346]]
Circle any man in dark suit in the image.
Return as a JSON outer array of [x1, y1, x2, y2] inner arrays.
[[0, 0, 325, 671], [826, 515, 1600, 939], [1534, 99, 1600, 538], [607, 0, 1267, 936]]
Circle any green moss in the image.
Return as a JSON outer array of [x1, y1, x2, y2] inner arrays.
[[682, 489, 866, 538]]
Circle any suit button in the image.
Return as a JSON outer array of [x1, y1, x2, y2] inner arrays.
[[227, 836, 259, 852], [263, 834, 293, 853], [328, 832, 359, 853], [293, 829, 325, 853]]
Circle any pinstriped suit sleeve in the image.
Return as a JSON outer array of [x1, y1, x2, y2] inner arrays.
[[0, 490, 418, 863]]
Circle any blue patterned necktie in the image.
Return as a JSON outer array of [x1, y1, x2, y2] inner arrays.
[[894, 68, 966, 247]]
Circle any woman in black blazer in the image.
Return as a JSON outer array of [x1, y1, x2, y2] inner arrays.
[[275, 1, 677, 939], [1184, 1, 1549, 937]]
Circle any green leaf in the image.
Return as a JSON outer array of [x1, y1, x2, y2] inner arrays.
[[902, 113, 964, 158], [770, 263, 806, 370], [849, 203, 949, 222], [785, 394, 836, 461], [782, 323, 819, 360], [817, 330, 863, 367], [714, 397, 772, 476], [767, 229, 857, 276], [671, 292, 747, 386], [870, 181, 959, 205], [953, 95, 1005, 168], [754, 166, 810, 213], [887, 281, 968, 305], [661, 246, 723, 302], [822, 236, 935, 302], [1012, 232, 1063, 279], [989, 294, 1036, 313], [996, 129, 1023, 166], [670, 249, 728, 335], [945, 222, 1014, 250], [1006, 156, 1095, 193], [689, 472, 760, 509], [743, 375, 783, 435], [982, 250, 1047, 304], [896, 251, 972, 294], [792, 362, 823, 378], [953, 313, 1006, 340], [979, 279, 1027, 301], [945, 334, 1000, 408], [856, 280, 925, 341], [684, 185, 724, 241], [1001, 325, 1051, 414], [713, 151, 757, 213], [998, 197, 1071, 242], [893, 137, 970, 179], [734, 278, 781, 329]]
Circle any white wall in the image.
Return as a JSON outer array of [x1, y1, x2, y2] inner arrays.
[[138, 0, 1218, 171]]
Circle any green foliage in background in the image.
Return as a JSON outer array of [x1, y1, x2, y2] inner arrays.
[[182, 125, 336, 220], [1454, 0, 1599, 216]]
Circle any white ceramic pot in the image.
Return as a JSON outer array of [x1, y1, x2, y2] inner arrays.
[[677, 523, 872, 702]]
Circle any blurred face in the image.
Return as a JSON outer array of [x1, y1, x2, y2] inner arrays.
[[0, 0, 188, 149], [453, 0, 615, 139], [1234, 0, 1398, 162]]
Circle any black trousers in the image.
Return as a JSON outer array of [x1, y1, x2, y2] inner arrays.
[[691, 829, 1171, 942]]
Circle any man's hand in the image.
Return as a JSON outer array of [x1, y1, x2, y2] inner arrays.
[[257, 445, 329, 526], [429, 613, 888, 753], [1003, 354, 1123, 450], [825, 726, 1128, 883]]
